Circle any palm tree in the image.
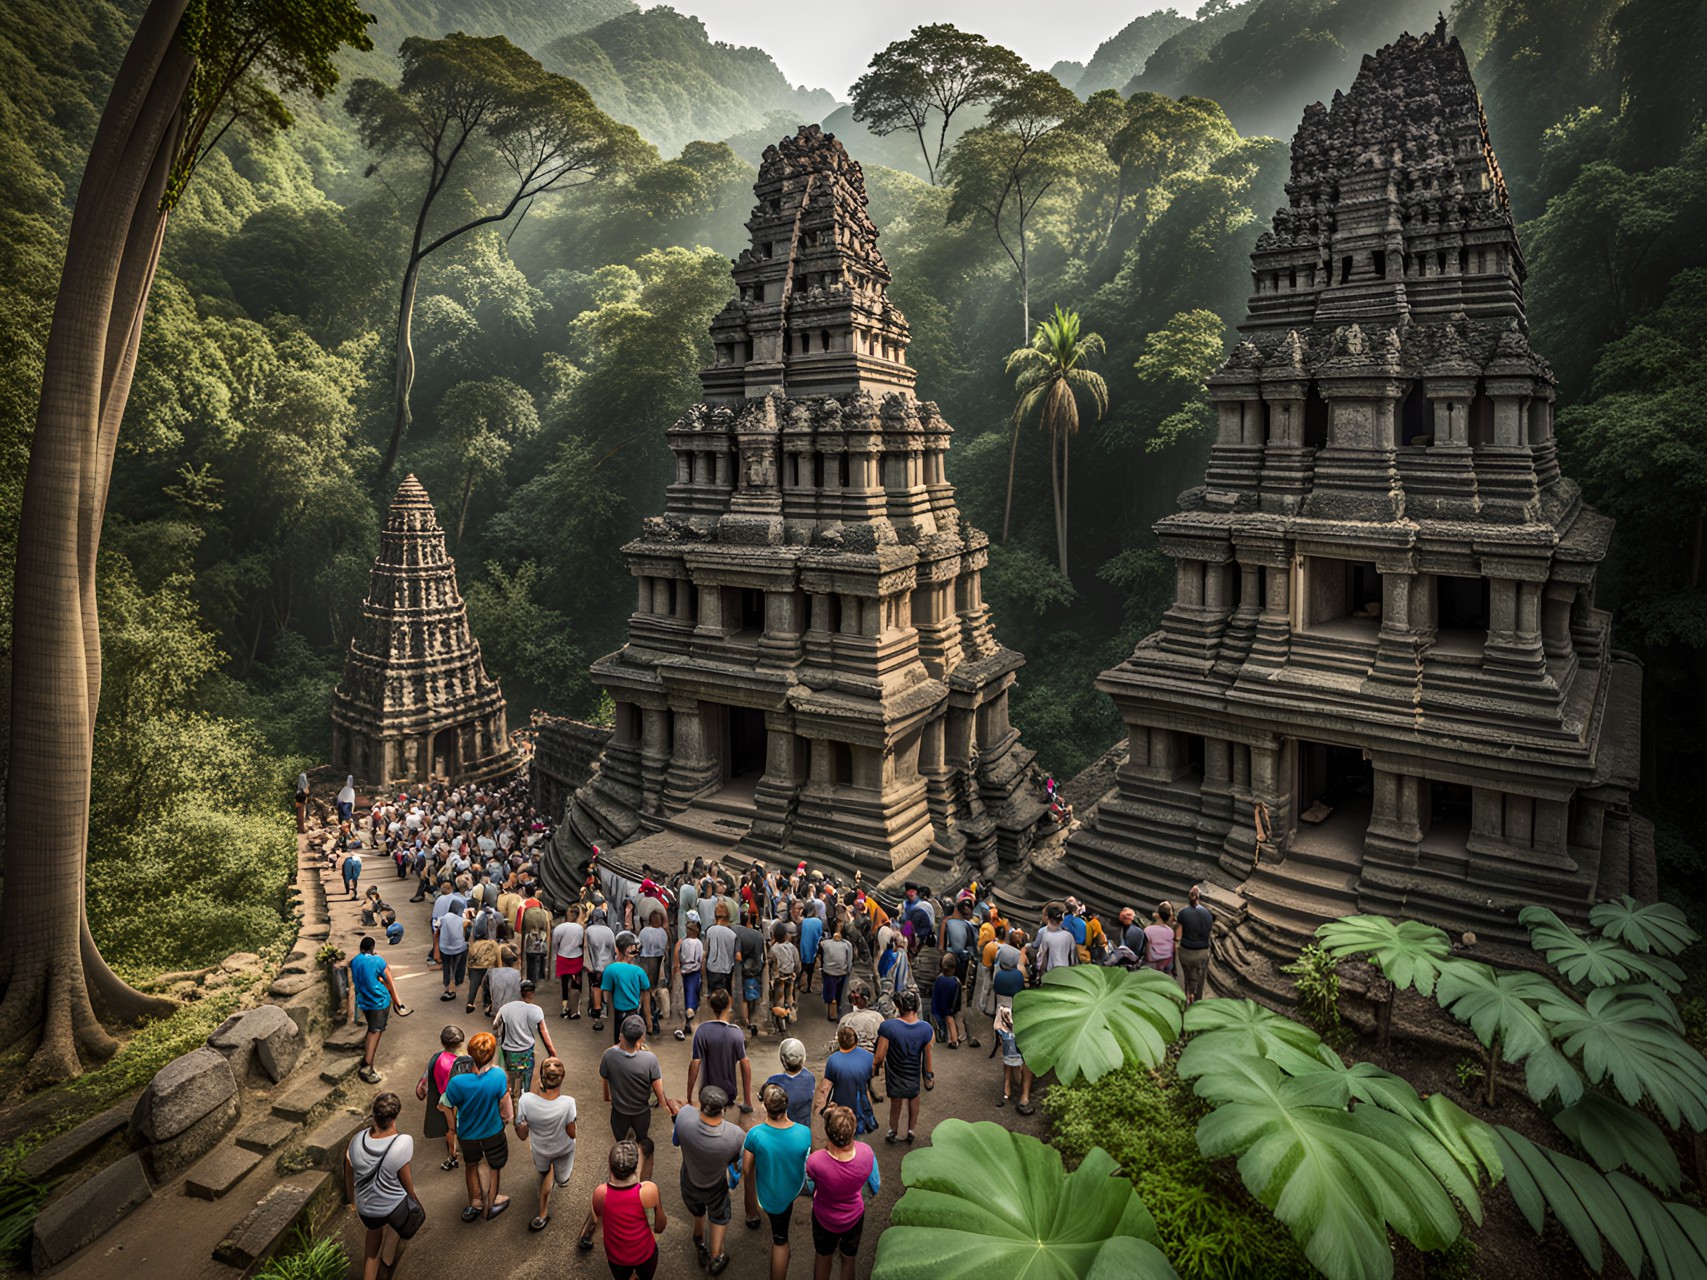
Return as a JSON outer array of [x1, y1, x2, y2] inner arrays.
[[1004, 306, 1107, 578]]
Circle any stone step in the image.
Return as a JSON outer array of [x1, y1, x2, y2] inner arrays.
[[271, 1077, 340, 1126], [31, 1153, 152, 1271], [235, 1117, 299, 1154], [214, 1171, 336, 1269], [323, 1021, 369, 1054], [321, 1055, 362, 1085], [297, 1110, 367, 1171], [184, 1141, 263, 1200], [20, 1101, 132, 1181]]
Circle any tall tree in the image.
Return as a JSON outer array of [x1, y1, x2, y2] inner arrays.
[[345, 34, 649, 488], [945, 70, 1084, 343], [850, 23, 1024, 185], [2, 0, 372, 1081], [432, 376, 540, 546], [1005, 306, 1108, 576]]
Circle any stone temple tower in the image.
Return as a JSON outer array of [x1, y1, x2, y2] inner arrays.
[[545, 125, 1045, 897], [1049, 23, 1646, 954], [331, 474, 515, 786]]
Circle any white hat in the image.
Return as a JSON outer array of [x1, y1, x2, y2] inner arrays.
[[779, 1038, 806, 1068], [687, 910, 701, 925]]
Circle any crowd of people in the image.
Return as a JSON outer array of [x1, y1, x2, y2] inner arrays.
[[320, 774, 1215, 1278]]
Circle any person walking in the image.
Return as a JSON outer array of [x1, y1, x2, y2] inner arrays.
[[874, 990, 933, 1144], [344, 1092, 419, 1280], [464, 905, 501, 1015], [584, 908, 618, 1031], [1145, 901, 1179, 977], [578, 1140, 667, 1280], [494, 979, 556, 1100], [434, 894, 470, 1004], [930, 953, 977, 1049], [639, 909, 671, 1034], [416, 1024, 466, 1171], [733, 914, 766, 1038], [671, 1085, 747, 1276], [817, 922, 852, 1022], [705, 903, 739, 1019], [742, 1082, 813, 1280], [767, 921, 800, 1034], [992, 1003, 1035, 1113], [337, 775, 356, 823], [766, 1038, 815, 1125], [515, 1056, 576, 1232], [1177, 884, 1214, 1003], [807, 1105, 879, 1280], [438, 1032, 515, 1221], [553, 904, 586, 1020], [814, 1025, 877, 1136], [832, 982, 885, 1106], [601, 1017, 674, 1182], [342, 847, 364, 900], [798, 902, 823, 995], [602, 933, 653, 1045], [675, 911, 705, 1041], [347, 936, 407, 1085], [688, 989, 754, 1114], [521, 894, 553, 985]]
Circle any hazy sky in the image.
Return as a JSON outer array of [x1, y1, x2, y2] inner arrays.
[[642, 1, 1185, 99]]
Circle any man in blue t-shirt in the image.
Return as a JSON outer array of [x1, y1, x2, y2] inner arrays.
[[815, 1023, 877, 1134], [347, 936, 406, 1084], [600, 933, 652, 1045]]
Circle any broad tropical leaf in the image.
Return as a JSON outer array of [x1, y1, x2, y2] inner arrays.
[[1189, 1050, 1468, 1280], [1554, 1091, 1683, 1192], [1491, 1125, 1707, 1280], [1315, 915, 1453, 996], [873, 1120, 1179, 1280], [1589, 896, 1699, 957], [1541, 985, 1707, 1129], [1011, 965, 1185, 1084], [1180, 996, 1342, 1077], [1519, 906, 1684, 991], [1432, 960, 1583, 1106]]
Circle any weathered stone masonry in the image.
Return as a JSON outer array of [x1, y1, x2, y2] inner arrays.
[[1047, 23, 1646, 950]]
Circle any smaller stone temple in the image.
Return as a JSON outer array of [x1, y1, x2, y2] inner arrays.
[[1039, 23, 1646, 955], [331, 474, 516, 785], [544, 126, 1047, 899]]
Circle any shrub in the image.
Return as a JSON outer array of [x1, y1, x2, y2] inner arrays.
[[1280, 943, 1341, 1036], [1049, 1059, 1313, 1280]]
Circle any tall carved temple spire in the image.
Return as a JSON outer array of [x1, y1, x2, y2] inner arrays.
[[331, 475, 515, 785], [1041, 27, 1646, 954], [544, 126, 1046, 899]]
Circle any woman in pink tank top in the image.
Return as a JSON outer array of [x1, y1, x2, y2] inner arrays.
[[579, 1140, 666, 1279]]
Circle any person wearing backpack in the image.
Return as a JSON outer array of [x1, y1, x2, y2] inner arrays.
[[522, 892, 552, 984], [465, 906, 500, 1016], [417, 1025, 468, 1170], [345, 1092, 422, 1280]]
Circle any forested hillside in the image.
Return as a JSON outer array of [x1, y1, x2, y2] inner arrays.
[[3, 0, 1706, 987]]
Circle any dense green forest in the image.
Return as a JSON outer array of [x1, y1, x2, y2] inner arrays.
[[2, 0, 1706, 980]]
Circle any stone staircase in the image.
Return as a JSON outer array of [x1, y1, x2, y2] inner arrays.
[[1234, 803, 1368, 966]]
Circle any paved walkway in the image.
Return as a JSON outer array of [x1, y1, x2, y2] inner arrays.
[[334, 851, 1046, 1278]]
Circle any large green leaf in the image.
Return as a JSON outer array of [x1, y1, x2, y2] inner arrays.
[[1315, 915, 1453, 996], [1554, 1091, 1684, 1192], [1432, 960, 1583, 1106], [1011, 965, 1185, 1085], [1188, 1049, 1468, 1280], [1519, 906, 1685, 991], [1541, 985, 1707, 1129], [1589, 895, 1700, 957], [1491, 1125, 1707, 1280], [1180, 997, 1342, 1077], [873, 1120, 1179, 1280]]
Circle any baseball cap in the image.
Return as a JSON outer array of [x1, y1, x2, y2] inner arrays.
[[779, 1038, 806, 1068], [687, 910, 701, 924]]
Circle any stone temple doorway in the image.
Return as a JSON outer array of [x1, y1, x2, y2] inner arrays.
[[726, 706, 767, 781], [1292, 740, 1372, 834], [432, 726, 459, 779]]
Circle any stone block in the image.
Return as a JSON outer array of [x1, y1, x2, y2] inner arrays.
[[184, 1142, 263, 1200], [142, 1091, 240, 1182], [298, 1110, 366, 1171], [235, 1117, 298, 1154], [31, 1152, 152, 1270], [299, 924, 331, 941], [320, 1055, 360, 1085], [132, 1047, 237, 1142], [271, 1077, 338, 1126], [276, 987, 334, 1041], [207, 1004, 302, 1083], [269, 971, 319, 998], [322, 1021, 369, 1054], [20, 1102, 131, 1181], [213, 1171, 334, 1269], [221, 951, 263, 974]]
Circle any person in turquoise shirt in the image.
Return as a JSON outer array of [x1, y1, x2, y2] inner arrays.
[[741, 1082, 813, 1280], [439, 1032, 516, 1222], [600, 934, 652, 1044]]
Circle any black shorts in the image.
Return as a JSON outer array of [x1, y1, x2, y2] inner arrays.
[[766, 1207, 793, 1245], [610, 1109, 654, 1154], [360, 1005, 389, 1033], [811, 1209, 864, 1257], [681, 1175, 732, 1226], [587, 968, 605, 993], [707, 969, 733, 993], [461, 1129, 508, 1169]]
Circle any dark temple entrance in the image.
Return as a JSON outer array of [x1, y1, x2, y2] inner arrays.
[[727, 706, 767, 779]]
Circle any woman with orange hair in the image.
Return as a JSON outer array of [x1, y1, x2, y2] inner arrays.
[[439, 1031, 516, 1221]]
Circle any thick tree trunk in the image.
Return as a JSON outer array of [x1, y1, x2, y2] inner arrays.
[[1061, 427, 1071, 581], [0, 0, 190, 1079], [378, 257, 423, 486]]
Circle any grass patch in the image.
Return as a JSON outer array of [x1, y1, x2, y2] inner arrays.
[[254, 1228, 350, 1280], [1048, 1056, 1314, 1280]]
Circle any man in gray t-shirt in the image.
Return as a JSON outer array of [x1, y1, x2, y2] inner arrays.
[[599, 1017, 668, 1178], [1035, 905, 1077, 974], [673, 1087, 746, 1269]]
